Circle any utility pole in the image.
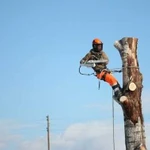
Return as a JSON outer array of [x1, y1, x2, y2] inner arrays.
[[46, 115, 50, 150]]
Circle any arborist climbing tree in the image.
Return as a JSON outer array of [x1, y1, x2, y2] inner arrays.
[[79, 37, 147, 150], [80, 38, 122, 101]]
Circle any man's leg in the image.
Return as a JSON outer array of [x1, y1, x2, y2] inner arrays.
[[96, 71, 122, 100]]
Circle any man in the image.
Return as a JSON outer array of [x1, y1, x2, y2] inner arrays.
[[80, 38, 122, 100]]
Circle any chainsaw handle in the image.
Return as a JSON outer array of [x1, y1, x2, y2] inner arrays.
[[80, 63, 96, 68]]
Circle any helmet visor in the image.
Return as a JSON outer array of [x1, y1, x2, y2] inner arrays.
[[94, 44, 103, 51]]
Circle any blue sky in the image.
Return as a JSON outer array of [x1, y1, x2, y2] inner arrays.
[[0, 0, 150, 149]]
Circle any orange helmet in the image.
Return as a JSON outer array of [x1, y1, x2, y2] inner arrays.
[[92, 38, 103, 51], [92, 38, 102, 45]]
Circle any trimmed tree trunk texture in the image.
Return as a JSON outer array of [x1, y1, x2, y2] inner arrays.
[[114, 37, 147, 150]]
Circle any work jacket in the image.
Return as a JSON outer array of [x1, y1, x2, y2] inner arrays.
[[80, 49, 109, 73]]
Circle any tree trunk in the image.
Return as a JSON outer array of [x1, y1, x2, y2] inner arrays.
[[114, 37, 147, 150]]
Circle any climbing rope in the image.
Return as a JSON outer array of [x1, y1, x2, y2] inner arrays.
[[78, 66, 122, 76], [78, 65, 95, 76], [112, 90, 116, 150], [79, 65, 139, 77]]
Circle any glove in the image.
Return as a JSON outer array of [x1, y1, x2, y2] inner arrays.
[[80, 60, 85, 64]]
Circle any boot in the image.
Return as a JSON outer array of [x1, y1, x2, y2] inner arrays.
[[112, 83, 122, 100]]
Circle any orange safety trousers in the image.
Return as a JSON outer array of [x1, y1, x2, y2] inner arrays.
[[96, 71, 118, 86]]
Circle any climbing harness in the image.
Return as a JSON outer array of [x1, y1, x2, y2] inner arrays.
[[79, 60, 122, 90]]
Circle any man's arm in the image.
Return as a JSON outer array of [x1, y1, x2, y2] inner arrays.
[[102, 51, 109, 65], [80, 52, 92, 64]]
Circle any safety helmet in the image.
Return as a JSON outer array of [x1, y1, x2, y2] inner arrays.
[[92, 38, 102, 45], [92, 38, 103, 51]]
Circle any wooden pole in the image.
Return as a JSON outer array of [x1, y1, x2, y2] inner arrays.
[[46, 115, 50, 150], [114, 37, 147, 150]]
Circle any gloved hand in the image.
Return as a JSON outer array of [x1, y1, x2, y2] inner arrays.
[[80, 59, 85, 64]]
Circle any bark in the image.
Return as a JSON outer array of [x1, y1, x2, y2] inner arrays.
[[114, 37, 147, 150]]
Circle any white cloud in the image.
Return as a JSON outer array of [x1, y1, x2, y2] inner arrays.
[[18, 138, 47, 150], [0, 120, 46, 150], [49, 90, 150, 150], [0, 89, 150, 150], [51, 121, 150, 150], [0, 120, 149, 150], [51, 121, 125, 150], [0, 130, 22, 150]]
